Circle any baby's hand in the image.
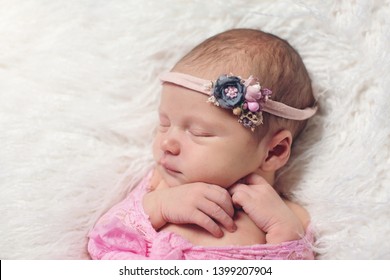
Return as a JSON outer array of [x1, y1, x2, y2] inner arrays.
[[143, 182, 236, 238], [229, 173, 304, 244]]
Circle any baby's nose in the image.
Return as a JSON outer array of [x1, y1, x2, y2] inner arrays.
[[161, 136, 180, 155]]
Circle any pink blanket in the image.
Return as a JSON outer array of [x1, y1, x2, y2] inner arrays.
[[88, 171, 315, 260]]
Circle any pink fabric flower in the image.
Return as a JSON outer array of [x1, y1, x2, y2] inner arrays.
[[245, 84, 262, 112]]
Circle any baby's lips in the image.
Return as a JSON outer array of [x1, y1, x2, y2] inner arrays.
[[159, 158, 180, 174]]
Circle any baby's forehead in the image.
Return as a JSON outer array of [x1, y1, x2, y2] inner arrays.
[[159, 84, 236, 123]]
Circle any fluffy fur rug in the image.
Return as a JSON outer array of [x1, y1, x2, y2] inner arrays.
[[1, 0, 389, 260]]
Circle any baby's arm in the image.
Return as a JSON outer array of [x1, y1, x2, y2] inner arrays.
[[143, 181, 236, 238], [229, 174, 307, 244]]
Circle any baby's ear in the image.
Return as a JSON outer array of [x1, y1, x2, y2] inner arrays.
[[261, 129, 292, 172]]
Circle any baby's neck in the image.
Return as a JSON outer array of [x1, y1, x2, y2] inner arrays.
[[252, 170, 275, 186]]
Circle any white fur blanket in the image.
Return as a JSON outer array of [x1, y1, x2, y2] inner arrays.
[[1, 0, 389, 259]]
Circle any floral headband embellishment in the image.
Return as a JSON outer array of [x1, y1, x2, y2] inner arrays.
[[159, 72, 318, 131], [206, 74, 272, 131]]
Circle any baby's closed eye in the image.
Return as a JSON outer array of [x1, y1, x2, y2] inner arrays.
[[158, 123, 170, 133], [188, 128, 215, 137]]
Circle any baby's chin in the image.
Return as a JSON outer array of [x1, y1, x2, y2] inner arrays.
[[157, 168, 187, 188]]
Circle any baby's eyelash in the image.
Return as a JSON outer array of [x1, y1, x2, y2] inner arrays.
[[188, 129, 214, 137], [158, 123, 170, 132]]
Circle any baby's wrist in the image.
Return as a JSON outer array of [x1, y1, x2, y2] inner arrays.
[[265, 220, 304, 244], [142, 191, 166, 230]]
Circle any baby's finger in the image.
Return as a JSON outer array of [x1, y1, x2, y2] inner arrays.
[[244, 173, 269, 186], [229, 183, 253, 208], [190, 211, 224, 238], [199, 198, 236, 233], [228, 183, 247, 196], [204, 185, 235, 218]]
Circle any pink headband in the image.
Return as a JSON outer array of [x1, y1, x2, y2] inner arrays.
[[159, 72, 317, 131]]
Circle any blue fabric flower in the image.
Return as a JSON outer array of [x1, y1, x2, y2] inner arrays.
[[212, 75, 245, 109]]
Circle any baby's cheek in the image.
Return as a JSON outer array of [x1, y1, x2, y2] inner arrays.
[[152, 137, 161, 161]]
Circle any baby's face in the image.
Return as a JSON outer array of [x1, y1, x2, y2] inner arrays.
[[153, 83, 269, 188]]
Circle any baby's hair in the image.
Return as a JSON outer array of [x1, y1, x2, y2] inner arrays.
[[173, 28, 315, 140]]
